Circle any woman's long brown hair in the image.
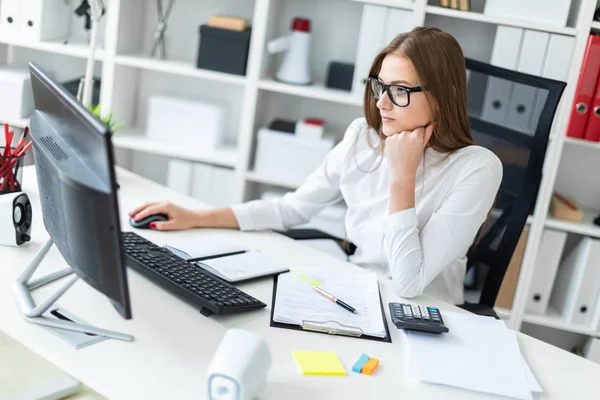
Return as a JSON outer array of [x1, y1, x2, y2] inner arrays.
[[364, 26, 475, 153]]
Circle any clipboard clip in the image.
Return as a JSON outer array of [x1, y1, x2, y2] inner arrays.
[[301, 320, 364, 337]]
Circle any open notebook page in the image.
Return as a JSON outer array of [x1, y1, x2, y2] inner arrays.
[[164, 234, 248, 260], [273, 267, 386, 338]]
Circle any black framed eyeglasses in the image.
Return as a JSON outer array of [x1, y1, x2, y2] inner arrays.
[[367, 76, 423, 107]]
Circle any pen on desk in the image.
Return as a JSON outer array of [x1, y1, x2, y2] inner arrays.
[[313, 286, 358, 314]]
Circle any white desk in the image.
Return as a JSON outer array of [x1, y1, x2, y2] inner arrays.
[[1, 166, 599, 400]]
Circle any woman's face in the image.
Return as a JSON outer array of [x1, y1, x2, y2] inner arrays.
[[375, 53, 435, 137]]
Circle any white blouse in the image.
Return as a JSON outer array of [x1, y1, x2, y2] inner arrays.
[[232, 118, 503, 304]]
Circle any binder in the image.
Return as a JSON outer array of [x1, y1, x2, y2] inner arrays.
[[166, 159, 193, 196], [584, 72, 600, 142], [525, 229, 567, 315], [505, 30, 549, 135], [211, 166, 236, 208], [551, 237, 600, 326], [0, 0, 21, 40], [269, 274, 392, 343], [20, 0, 71, 42], [382, 7, 412, 45], [566, 35, 600, 139], [353, 5, 387, 95], [529, 34, 576, 131], [482, 26, 523, 126], [191, 163, 215, 205]]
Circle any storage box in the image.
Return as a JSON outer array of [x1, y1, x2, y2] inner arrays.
[[484, 0, 571, 28], [146, 95, 226, 150], [197, 25, 251, 76], [0, 64, 34, 121], [0, 0, 71, 41], [254, 128, 334, 184], [550, 193, 584, 223]]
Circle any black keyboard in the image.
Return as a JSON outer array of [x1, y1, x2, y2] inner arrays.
[[121, 231, 266, 316]]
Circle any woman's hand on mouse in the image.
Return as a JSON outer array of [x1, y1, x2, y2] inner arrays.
[[386, 123, 435, 178], [128, 201, 197, 231]]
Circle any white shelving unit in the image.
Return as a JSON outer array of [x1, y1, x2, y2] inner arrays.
[[2, 0, 600, 351]]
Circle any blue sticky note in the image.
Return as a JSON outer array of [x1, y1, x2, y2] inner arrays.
[[352, 354, 371, 373]]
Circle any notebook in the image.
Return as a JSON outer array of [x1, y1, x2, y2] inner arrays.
[[271, 267, 389, 341], [164, 234, 289, 283], [164, 234, 248, 261], [197, 251, 289, 283]]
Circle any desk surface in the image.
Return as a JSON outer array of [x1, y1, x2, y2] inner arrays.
[[1, 166, 599, 400]]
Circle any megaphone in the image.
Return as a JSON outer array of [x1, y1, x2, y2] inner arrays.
[[267, 18, 312, 86]]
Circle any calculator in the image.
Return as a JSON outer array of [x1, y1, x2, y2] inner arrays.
[[389, 303, 449, 334]]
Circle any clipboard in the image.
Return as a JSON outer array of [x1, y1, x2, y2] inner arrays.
[[269, 275, 392, 343]]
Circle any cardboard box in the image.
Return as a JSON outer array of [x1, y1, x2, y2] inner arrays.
[[495, 226, 530, 309]]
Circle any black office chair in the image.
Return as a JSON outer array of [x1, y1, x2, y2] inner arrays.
[[279, 58, 566, 318]]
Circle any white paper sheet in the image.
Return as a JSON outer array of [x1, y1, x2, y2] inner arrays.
[[273, 267, 386, 338], [407, 312, 536, 400]]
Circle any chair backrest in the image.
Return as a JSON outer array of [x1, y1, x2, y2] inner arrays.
[[464, 58, 566, 307]]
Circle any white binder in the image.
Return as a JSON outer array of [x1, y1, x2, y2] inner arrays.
[[20, 0, 71, 42], [353, 5, 387, 95], [211, 167, 236, 208], [505, 30, 549, 135], [166, 160, 193, 196], [482, 26, 523, 125], [528, 34, 576, 130], [525, 229, 567, 315], [0, 0, 21, 40], [191, 163, 216, 206], [382, 8, 413, 46], [551, 237, 600, 326], [484, 0, 571, 28]]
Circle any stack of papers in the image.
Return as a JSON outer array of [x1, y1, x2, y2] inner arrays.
[[273, 267, 387, 339], [406, 311, 542, 400], [164, 234, 289, 283]]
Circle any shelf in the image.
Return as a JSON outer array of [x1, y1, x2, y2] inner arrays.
[[0, 38, 104, 59], [115, 54, 247, 85], [494, 307, 511, 320], [0, 117, 29, 129], [523, 307, 599, 336], [349, 0, 414, 9], [592, 21, 600, 31], [564, 137, 600, 150], [258, 79, 363, 106], [425, 6, 577, 36], [245, 171, 302, 190], [112, 128, 238, 167], [545, 210, 600, 238]]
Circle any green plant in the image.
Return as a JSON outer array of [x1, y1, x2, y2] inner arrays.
[[86, 104, 124, 134]]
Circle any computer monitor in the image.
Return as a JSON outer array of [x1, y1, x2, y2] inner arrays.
[[27, 62, 132, 320]]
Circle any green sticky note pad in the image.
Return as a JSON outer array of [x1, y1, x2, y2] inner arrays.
[[292, 351, 346, 376]]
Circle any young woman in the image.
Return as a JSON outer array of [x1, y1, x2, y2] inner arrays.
[[129, 27, 502, 305]]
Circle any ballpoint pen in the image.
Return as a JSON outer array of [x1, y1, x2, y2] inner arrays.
[[313, 286, 358, 314]]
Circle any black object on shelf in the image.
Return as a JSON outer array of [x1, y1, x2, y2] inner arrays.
[[197, 25, 251, 76], [594, 7, 600, 22], [61, 77, 101, 106], [268, 119, 296, 134], [593, 214, 600, 226], [326, 61, 354, 92]]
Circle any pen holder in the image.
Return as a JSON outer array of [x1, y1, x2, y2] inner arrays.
[[0, 147, 24, 195]]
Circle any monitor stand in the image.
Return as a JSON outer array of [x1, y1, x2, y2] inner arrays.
[[13, 238, 134, 342]]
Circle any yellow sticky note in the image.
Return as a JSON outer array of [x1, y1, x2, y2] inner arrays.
[[292, 351, 346, 376]]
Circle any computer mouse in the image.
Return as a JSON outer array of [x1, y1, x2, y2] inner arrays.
[[129, 213, 169, 229]]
